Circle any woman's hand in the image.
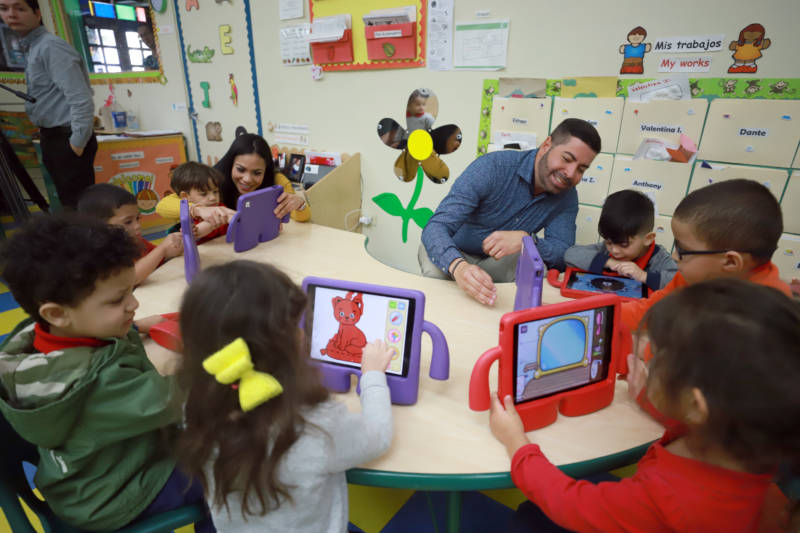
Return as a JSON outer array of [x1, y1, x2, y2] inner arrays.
[[275, 192, 305, 219]]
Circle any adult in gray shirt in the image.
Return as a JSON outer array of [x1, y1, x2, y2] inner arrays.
[[420, 119, 601, 306], [0, 0, 96, 209]]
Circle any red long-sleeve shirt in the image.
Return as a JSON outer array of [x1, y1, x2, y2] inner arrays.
[[511, 429, 787, 532]]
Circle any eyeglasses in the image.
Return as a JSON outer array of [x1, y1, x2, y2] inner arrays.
[[672, 241, 755, 261]]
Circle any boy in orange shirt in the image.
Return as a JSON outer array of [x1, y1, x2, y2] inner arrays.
[[621, 179, 791, 422]]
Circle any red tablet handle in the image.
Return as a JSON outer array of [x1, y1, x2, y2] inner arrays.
[[468, 346, 501, 411], [546, 268, 564, 288], [149, 313, 182, 352]]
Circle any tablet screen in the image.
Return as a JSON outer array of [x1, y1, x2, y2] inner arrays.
[[566, 271, 647, 299], [512, 305, 613, 404], [306, 285, 415, 377]]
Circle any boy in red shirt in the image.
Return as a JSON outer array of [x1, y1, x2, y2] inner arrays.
[[619, 179, 791, 424], [166, 162, 230, 244], [78, 183, 183, 285]]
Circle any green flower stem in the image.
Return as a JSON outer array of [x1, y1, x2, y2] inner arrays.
[[402, 164, 425, 242]]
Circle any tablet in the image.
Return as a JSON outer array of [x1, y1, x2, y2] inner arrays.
[[302, 276, 450, 405], [514, 236, 544, 311], [180, 199, 200, 282], [225, 185, 290, 253], [547, 267, 650, 301], [469, 294, 628, 430]]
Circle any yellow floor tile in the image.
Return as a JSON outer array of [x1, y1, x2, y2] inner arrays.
[[348, 485, 414, 533]]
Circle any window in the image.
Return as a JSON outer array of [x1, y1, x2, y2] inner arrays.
[[74, 1, 159, 74]]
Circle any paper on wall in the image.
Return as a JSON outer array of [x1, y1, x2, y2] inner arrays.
[[560, 77, 618, 98], [491, 130, 537, 149], [498, 78, 547, 98], [309, 14, 351, 43], [627, 74, 692, 102], [280, 24, 311, 66], [427, 0, 454, 71], [279, 0, 303, 21], [453, 19, 509, 70]]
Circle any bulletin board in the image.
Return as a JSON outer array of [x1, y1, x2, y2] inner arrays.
[[309, 0, 426, 71]]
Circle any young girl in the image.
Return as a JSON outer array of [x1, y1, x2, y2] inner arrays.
[[175, 261, 394, 532], [490, 279, 800, 532]]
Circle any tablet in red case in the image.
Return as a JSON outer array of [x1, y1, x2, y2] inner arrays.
[[547, 267, 650, 301], [469, 294, 629, 431]]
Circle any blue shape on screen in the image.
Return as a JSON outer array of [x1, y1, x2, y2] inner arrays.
[[540, 319, 586, 371]]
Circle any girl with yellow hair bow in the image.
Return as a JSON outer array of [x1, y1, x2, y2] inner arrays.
[[175, 261, 394, 532]]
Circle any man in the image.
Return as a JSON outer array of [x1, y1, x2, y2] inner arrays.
[[0, 0, 96, 209], [419, 118, 601, 306]]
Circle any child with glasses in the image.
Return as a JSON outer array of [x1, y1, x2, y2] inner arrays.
[[619, 179, 792, 425]]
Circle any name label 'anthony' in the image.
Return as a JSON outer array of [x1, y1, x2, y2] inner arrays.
[[632, 179, 663, 191], [738, 128, 768, 137]]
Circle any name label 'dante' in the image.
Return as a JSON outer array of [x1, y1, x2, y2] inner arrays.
[[738, 128, 768, 137]]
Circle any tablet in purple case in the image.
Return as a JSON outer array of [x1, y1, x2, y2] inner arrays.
[[180, 199, 200, 282], [301, 276, 450, 405], [225, 185, 291, 253], [514, 236, 544, 311]]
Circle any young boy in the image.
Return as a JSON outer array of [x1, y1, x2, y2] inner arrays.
[[0, 216, 214, 531], [166, 161, 229, 243], [405, 88, 435, 133], [78, 183, 182, 285], [621, 179, 792, 424], [564, 189, 677, 290]]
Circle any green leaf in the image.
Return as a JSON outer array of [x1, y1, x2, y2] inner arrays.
[[372, 193, 406, 216], [383, 43, 396, 57], [410, 207, 434, 228]]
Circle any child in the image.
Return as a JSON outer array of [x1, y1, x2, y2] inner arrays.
[[621, 179, 792, 334], [174, 260, 393, 532], [167, 161, 229, 243], [405, 88, 435, 133], [564, 189, 677, 290], [491, 279, 799, 532], [78, 183, 183, 285], [0, 215, 215, 532]]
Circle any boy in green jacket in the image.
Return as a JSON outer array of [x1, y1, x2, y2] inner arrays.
[[0, 215, 215, 532]]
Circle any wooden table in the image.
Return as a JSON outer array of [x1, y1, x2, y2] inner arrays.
[[135, 222, 663, 532]]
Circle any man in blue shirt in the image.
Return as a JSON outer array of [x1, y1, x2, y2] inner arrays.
[[420, 118, 601, 306], [0, 0, 96, 209]]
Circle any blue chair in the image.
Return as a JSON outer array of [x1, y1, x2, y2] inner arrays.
[[0, 413, 206, 533]]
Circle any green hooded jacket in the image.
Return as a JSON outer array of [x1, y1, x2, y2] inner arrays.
[[0, 319, 180, 531]]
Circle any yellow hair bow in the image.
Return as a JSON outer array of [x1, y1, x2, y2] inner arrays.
[[202, 338, 283, 412]]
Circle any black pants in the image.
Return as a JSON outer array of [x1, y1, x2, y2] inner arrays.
[[39, 126, 97, 209]]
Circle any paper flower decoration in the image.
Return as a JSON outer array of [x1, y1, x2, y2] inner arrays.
[[373, 88, 463, 243]]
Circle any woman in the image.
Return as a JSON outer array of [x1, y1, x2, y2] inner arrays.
[[156, 130, 310, 225]]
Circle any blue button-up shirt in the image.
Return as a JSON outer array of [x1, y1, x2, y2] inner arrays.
[[421, 149, 578, 273], [20, 26, 94, 149]]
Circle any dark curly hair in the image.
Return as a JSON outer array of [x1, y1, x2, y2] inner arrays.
[[176, 260, 330, 518], [0, 215, 140, 323], [642, 278, 800, 474]]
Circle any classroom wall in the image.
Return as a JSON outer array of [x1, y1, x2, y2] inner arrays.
[[3, 0, 799, 276], [252, 0, 800, 274]]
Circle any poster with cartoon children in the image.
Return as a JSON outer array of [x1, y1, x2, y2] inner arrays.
[[619, 26, 651, 75], [728, 23, 770, 74]]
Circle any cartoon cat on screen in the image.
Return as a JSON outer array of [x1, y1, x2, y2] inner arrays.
[[321, 292, 367, 363]]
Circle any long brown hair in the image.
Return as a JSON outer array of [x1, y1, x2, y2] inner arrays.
[[175, 261, 330, 518], [737, 23, 765, 46]]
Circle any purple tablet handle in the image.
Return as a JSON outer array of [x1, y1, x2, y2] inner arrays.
[[180, 199, 200, 283], [225, 185, 291, 253], [301, 277, 450, 406], [513, 236, 544, 311]]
